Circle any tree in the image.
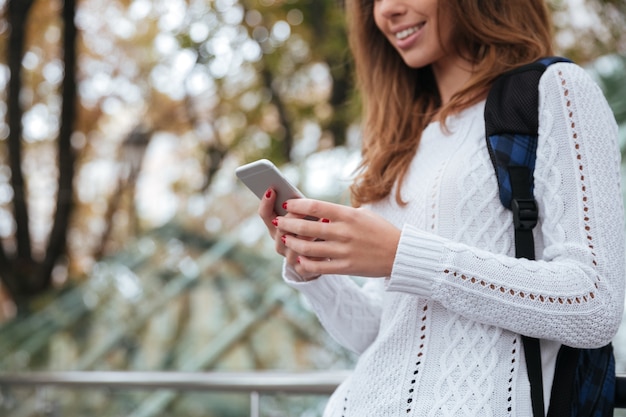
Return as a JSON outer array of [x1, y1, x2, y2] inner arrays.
[[1, 0, 77, 314], [0, 0, 354, 317], [0, 0, 623, 320], [550, 0, 625, 62]]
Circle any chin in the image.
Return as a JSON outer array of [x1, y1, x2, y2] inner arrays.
[[397, 52, 436, 69], [400, 58, 431, 69]]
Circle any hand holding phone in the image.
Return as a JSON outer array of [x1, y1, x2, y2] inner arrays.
[[235, 159, 306, 216]]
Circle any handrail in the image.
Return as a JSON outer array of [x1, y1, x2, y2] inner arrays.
[[0, 370, 350, 394], [3, 370, 626, 410]]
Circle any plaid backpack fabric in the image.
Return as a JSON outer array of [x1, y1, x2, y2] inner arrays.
[[484, 57, 616, 417]]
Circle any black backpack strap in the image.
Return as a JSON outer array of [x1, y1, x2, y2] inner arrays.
[[485, 56, 572, 417], [546, 346, 579, 415], [510, 164, 544, 417], [509, 165, 538, 260]]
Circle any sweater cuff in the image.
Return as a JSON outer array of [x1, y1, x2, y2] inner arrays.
[[387, 224, 446, 297], [282, 261, 350, 307], [283, 261, 318, 283]]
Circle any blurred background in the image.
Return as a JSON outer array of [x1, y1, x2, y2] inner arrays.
[[0, 0, 623, 416]]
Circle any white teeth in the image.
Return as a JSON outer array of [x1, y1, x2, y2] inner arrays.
[[395, 25, 421, 40]]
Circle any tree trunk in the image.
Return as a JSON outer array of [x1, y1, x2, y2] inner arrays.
[[261, 67, 294, 161], [2, 0, 78, 314], [3, 0, 36, 311], [43, 0, 78, 283]]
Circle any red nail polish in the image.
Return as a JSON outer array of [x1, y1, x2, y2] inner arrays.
[[265, 189, 272, 198], [282, 202, 288, 210], [272, 218, 278, 227], [322, 218, 330, 223]]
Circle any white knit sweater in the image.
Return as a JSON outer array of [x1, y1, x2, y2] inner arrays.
[[283, 62, 625, 416]]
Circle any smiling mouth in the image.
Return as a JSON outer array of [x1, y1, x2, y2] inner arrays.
[[395, 23, 425, 40]]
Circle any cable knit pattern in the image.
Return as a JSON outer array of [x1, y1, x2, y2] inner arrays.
[[283, 63, 625, 416]]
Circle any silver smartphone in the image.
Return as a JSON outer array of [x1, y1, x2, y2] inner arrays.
[[235, 159, 306, 216]]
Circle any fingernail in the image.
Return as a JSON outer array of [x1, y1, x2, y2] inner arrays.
[[321, 218, 330, 223], [265, 189, 272, 198], [282, 202, 288, 210], [281, 235, 287, 244], [271, 218, 278, 227]]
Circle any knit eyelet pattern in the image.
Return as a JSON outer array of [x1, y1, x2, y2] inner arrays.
[[405, 303, 428, 413]]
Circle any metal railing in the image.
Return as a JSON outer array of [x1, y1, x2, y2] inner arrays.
[[0, 370, 350, 417], [0, 370, 349, 393], [2, 370, 626, 415]]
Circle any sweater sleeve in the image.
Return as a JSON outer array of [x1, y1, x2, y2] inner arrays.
[[282, 262, 384, 354], [387, 62, 625, 349]]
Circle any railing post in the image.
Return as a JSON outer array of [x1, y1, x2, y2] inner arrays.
[[250, 391, 260, 417]]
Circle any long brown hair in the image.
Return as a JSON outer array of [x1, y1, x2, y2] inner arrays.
[[347, 0, 554, 206]]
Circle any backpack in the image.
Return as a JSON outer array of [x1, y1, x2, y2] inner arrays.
[[484, 56, 620, 417]]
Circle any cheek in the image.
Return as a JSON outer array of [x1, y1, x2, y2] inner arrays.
[[436, 27, 456, 57], [372, 6, 385, 32], [435, 8, 456, 50], [372, 16, 394, 48]]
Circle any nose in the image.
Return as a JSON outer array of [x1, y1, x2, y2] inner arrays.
[[375, 0, 407, 18]]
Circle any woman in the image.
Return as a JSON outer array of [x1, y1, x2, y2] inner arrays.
[[258, 0, 625, 415]]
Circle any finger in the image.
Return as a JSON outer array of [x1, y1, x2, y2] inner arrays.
[[285, 249, 300, 267], [283, 234, 336, 259], [283, 198, 343, 222], [278, 234, 326, 271], [259, 188, 279, 230], [274, 233, 286, 256], [296, 255, 335, 276], [277, 217, 319, 240]]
